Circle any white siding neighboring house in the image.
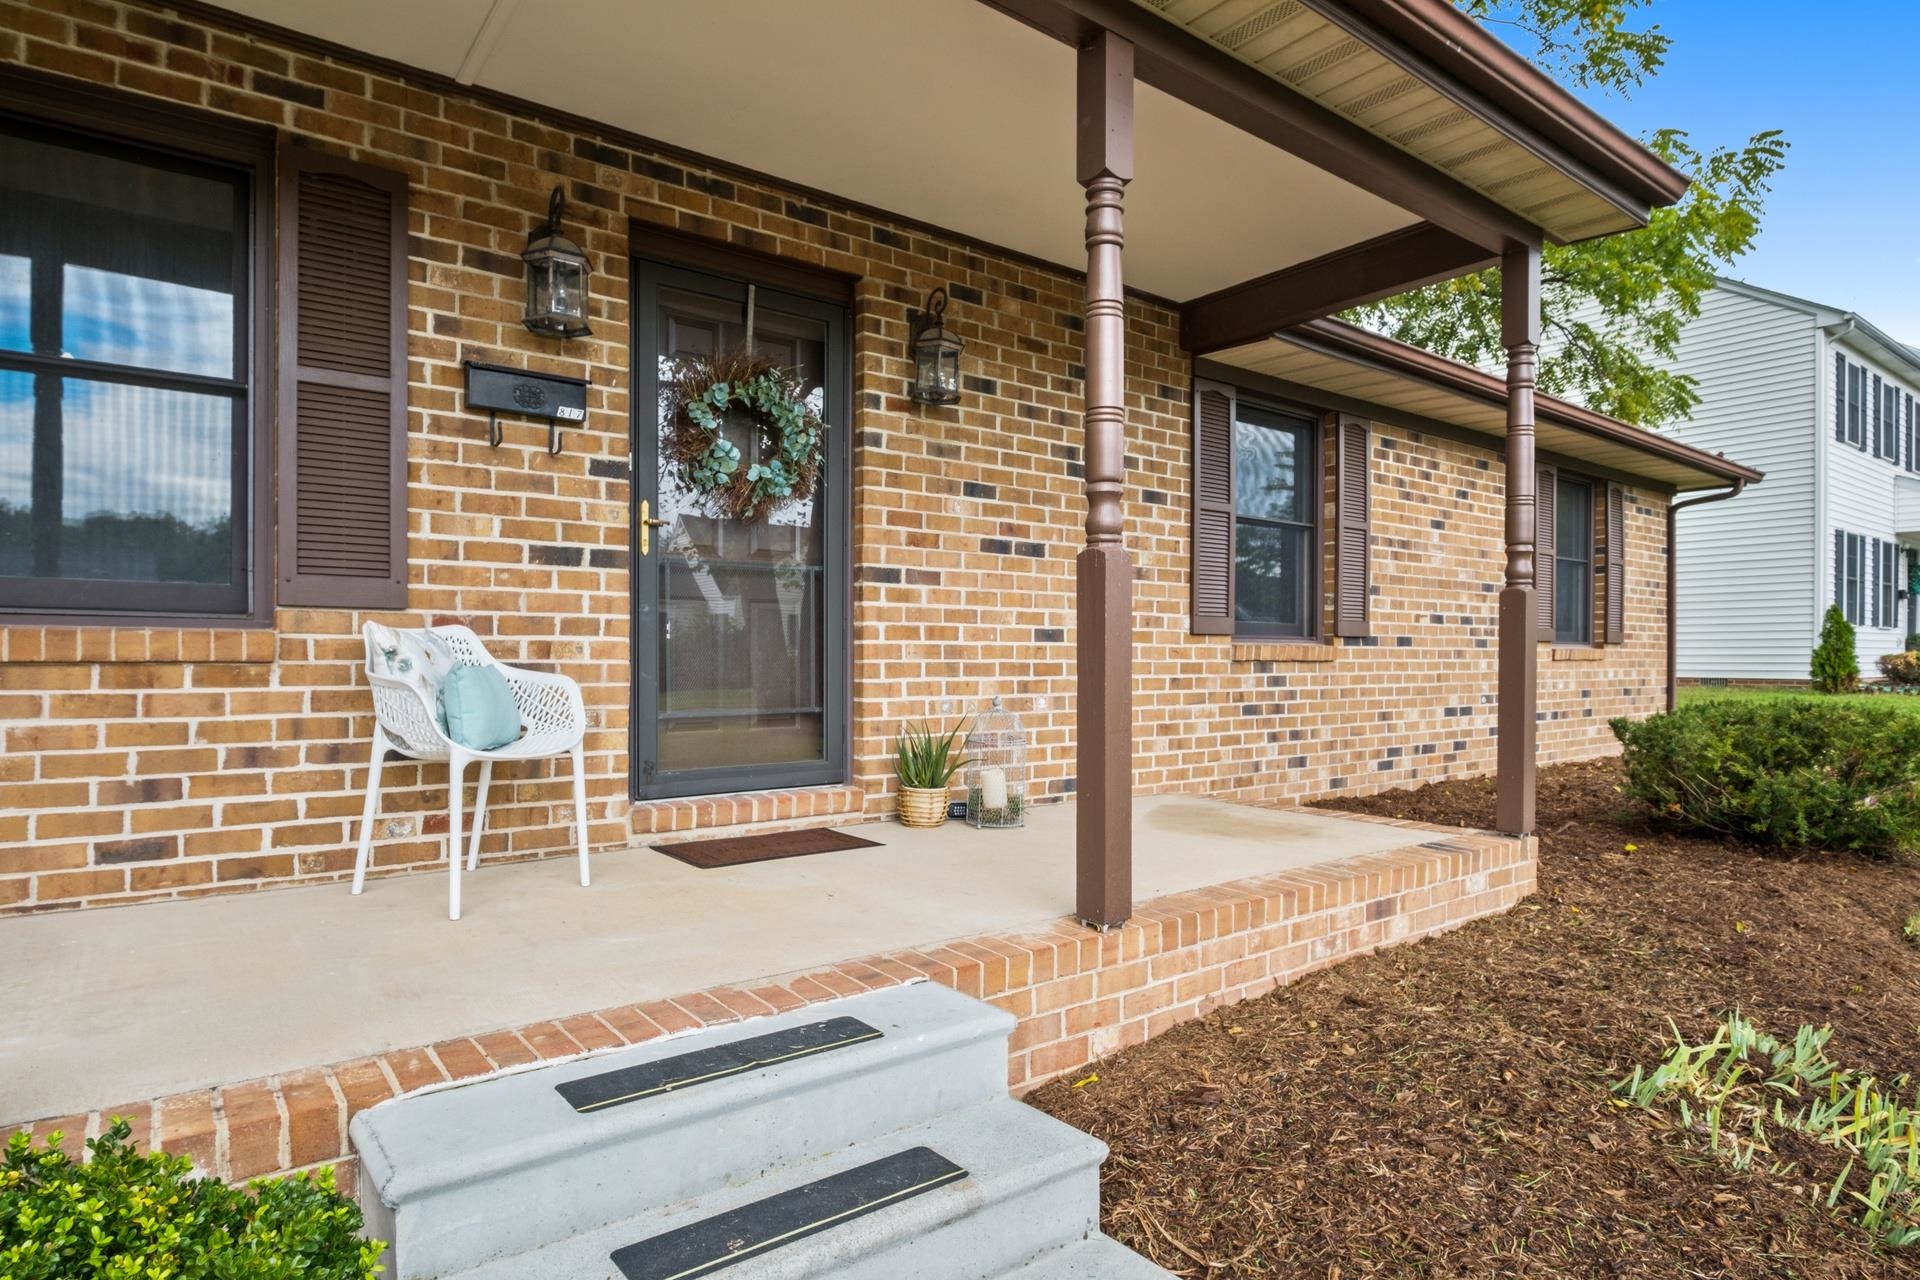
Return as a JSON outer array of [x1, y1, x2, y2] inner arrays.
[[1655, 280, 1920, 681]]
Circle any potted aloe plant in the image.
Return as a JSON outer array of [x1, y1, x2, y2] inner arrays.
[[893, 719, 968, 829]]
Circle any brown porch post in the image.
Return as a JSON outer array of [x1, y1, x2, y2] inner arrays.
[[1076, 30, 1134, 928], [1496, 244, 1541, 835]]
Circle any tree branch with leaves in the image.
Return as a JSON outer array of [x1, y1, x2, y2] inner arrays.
[[1351, 2, 1788, 427]]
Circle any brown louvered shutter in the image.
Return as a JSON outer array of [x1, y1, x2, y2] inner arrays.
[[1603, 482, 1626, 644], [1333, 413, 1371, 638], [277, 147, 409, 608], [1534, 464, 1556, 642], [1190, 378, 1237, 634]]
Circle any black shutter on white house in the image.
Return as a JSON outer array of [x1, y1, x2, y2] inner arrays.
[[1333, 413, 1371, 639], [1872, 538, 1882, 628], [277, 147, 411, 609], [1872, 375, 1885, 457], [1834, 529, 1845, 609], [1836, 354, 1848, 442], [1896, 395, 1912, 475], [1535, 464, 1557, 642], [1190, 378, 1236, 635]]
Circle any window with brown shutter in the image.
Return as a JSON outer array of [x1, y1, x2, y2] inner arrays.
[[1189, 378, 1331, 640], [277, 147, 409, 609], [1602, 482, 1626, 644], [1534, 464, 1557, 642], [1333, 413, 1370, 638], [1189, 378, 1236, 635]]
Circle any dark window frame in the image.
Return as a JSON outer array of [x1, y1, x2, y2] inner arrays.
[[1552, 473, 1595, 644], [0, 67, 275, 627], [1229, 397, 1321, 641]]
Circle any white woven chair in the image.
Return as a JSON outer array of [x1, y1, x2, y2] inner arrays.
[[353, 623, 590, 920]]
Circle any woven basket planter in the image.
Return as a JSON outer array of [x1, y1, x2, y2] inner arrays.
[[896, 786, 950, 829]]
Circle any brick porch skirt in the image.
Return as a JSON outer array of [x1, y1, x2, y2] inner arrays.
[[8, 812, 1532, 1191]]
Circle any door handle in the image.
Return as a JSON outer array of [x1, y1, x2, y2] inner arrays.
[[639, 500, 669, 555]]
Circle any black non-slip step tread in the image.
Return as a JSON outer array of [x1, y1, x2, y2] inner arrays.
[[556, 1016, 883, 1114], [610, 1146, 968, 1280]]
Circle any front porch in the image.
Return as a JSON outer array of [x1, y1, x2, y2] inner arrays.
[[1, 796, 1531, 1181]]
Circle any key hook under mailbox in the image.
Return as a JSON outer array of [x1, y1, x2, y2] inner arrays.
[[463, 361, 590, 455]]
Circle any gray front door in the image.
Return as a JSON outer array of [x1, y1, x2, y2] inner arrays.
[[630, 259, 849, 800]]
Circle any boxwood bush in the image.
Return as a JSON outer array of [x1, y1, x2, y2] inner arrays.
[[1611, 698, 1920, 856], [1, 1121, 383, 1280]]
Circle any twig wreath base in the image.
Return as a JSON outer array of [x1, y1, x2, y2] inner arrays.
[[664, 349, 825, 521]]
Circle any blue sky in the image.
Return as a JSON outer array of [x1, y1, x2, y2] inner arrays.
[[1552, 0, 1920, 342]]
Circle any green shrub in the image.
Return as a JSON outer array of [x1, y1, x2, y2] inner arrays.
[[1882, 651, 1920, 685], [1610, 698, 1920, 855], [1811, 604, 1860, 693], [1, 1121, 384, 1280]]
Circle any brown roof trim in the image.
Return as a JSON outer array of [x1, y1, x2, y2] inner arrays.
[[1342, 0, 1690, 209], [1281, 318, 1763, 486]]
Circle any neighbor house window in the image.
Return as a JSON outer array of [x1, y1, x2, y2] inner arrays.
[[1553, 475, 1593, 643], [0, 114, 255, 617], [1232, 404, 1316, 638]]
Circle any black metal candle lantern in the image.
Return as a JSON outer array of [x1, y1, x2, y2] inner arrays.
[[908, 286, 963, 405], [522, 187, 592, 339]]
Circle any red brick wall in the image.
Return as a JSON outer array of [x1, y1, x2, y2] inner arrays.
[[0, 1, 1664, 912]]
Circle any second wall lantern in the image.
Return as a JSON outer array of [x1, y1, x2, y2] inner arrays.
[[908, 286, 964, 405], [522, 186, 593, 339]]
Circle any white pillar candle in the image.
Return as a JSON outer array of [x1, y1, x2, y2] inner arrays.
[[980, 767, 1008, 811]]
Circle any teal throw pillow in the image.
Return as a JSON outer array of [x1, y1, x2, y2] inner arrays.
[[439, 664, 521, 751]]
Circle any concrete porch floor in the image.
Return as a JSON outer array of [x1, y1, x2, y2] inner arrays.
[[1, 794, 1436, 1124]]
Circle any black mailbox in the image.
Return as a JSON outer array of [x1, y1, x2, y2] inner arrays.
[[464, 360, 589, 455]]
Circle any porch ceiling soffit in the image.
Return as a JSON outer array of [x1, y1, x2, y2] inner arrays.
[[1207, 321, 1765, 493], [195, 0, 1427, 301], [1026, 0, 1680, 247]]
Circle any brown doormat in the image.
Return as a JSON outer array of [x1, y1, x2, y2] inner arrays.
[[653, 827, 883, 870]]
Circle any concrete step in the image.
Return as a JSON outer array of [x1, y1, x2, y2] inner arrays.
[[353, 983, 1013, 1280], [442, 1098, 1107, 1280], [1002, 1236, 1178, 1278]]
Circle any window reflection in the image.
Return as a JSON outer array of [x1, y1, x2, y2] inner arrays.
[[0, 254, 25, 353], [63, 265, 233, 378], [1232, 406, 1315, 636], [0, 376, 233, 584]]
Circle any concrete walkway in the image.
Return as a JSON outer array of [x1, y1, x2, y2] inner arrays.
[[0, 794, 1427, 1123]]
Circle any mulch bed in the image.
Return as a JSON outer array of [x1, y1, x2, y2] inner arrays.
[[1028, 758, 1920, 1278]]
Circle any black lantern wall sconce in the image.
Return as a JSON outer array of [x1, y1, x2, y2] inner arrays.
[[522, 186, 593, 339], [907, 286, 964, 405]]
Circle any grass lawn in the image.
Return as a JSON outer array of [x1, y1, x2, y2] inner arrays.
[[1679, 683, 1920, 717], [1029, 758, 1920, 1278]]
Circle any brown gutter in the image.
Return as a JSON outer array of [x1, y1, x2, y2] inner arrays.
[[1341, 0, 1691, 209], [1666, 482, 1749, 710], [1281, 318, 1765, 489]]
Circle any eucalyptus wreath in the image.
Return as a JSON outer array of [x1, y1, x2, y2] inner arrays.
[[663, 349, 824, 521]]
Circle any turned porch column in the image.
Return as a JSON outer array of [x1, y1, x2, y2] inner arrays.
[[1496, 243, 1541, 835], [1076, 30, 1133, 928]]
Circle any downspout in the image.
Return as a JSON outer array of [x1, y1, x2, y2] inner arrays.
[[1667, 479, 1749, 710]]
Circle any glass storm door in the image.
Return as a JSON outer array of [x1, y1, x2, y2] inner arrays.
[[632, 260, 849, 799]]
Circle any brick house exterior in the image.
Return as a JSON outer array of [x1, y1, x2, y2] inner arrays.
[[0, 0, 1757, 916]]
